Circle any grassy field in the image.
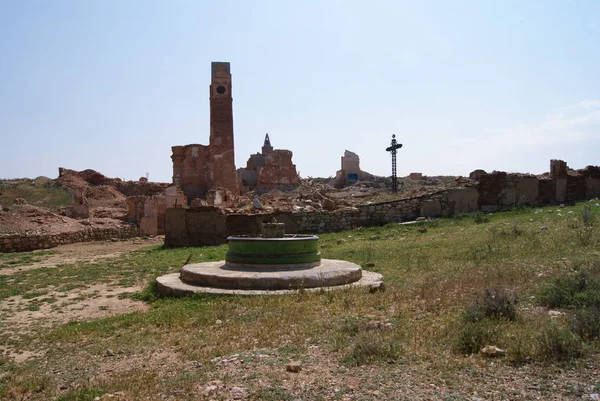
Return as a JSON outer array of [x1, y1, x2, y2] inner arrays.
[[0, 178, 72, 211], [0, 201, 599, 400]]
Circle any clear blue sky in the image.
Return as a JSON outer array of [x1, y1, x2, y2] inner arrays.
[[1, 0, 599, 182]]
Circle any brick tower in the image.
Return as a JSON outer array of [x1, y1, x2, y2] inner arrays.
[[208, 62, 239, 194]]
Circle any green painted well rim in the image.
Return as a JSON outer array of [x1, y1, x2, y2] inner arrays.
[[226, 235, 321, 265]]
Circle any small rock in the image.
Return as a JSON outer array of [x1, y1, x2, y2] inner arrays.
[[215, 319, 223, 325], [559, 204, 565, 208], [480, 345, 505, 357], [252, 198, 263, 210], [416, 217, 427, 221], [590, 393, 599, 400], [548, 310, 565, 317], [204, 385, 218, 394], [369, 282, 386, 293], [370, 235, 379, 240], [322, 197, 336, 211], [336, 239, 345, 245], [540, 226, 548, 230], [231, 386, 248, 400], [364, 262, 375, 268], [417, 227, 427, 233], [104, 348, 115, 357], [286, 361, 302, 373]]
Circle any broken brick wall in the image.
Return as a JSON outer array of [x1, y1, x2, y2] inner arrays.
[[256, 150, 300, 188], [171, 144, 211, 201]]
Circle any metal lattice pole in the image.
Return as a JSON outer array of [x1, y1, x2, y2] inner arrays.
[[386, 134, 403, 193]]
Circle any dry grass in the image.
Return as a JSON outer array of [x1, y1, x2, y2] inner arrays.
[[0, 201, 599, 399]]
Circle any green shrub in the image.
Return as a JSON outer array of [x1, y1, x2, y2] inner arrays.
[[569, 308, 600, 341], [474, 212, 490, 224], [508, 321, 584, 364], [538, 270, 600, 309], [455, 321, 497, 355], [463, 288, 517, 323], [535, 323, 583, 362]]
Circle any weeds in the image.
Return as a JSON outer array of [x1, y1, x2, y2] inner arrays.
[[474, 212, 490, 224], [463, 287, 517, 323], [1, 200, 600, 398], [455, 321, 497, 355], [537, 268, 600, 309], [583, 206, 595, 227], [535, 323, 583, 362], [569, 308, 600, 340], [509, 320, 584, 364], [344, 331, 401, 366], [511, 220, 524, 236]]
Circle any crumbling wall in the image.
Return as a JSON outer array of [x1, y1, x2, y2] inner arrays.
[[163, 187, 480, 246], [256, 150, 300, 187], [335, 150, 371, 187], [126, 187, 186, 236], [341, 150, 360, 175], [171, 144, 211, 201], [164, 160, 600, 247], [164, 206, 227, 248], [476, 171, 508, 212], [238, 136, 301, 190], [0, 225, 139, 253]]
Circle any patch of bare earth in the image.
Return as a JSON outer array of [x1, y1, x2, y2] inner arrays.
[[0, 238, 160, 362], [0, 236, 163, 276]]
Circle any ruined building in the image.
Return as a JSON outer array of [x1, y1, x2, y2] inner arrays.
[[237, 134, 301, 190], [171, 62, 239, 202], [335, 150, 374, 187]]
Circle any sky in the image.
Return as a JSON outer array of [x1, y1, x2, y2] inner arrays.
[[1, 0, 599, 182]]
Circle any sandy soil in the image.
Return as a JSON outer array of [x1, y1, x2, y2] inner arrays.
[[0, 238, 162, 362]]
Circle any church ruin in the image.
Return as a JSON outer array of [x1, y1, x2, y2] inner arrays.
[[171, 62, 239, 202], [237, 133, 301, 191], [171, 62, 300, 202]]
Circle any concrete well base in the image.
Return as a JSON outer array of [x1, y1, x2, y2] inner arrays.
[[156, 259, 383, 296]]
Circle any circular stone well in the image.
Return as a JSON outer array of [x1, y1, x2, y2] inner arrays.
[[156, 230, 383, 296]]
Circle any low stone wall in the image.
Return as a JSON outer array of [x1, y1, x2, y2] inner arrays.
[[0, 225, 140, 253], [164, 187, 480, 246], [163, 166, 600, 247]]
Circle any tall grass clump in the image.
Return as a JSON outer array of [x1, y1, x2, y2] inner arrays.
[[509, 320, 584, 364], [463, 287, 517, 323], [455, 288, 516, 355], [583, 205, 595, 227]]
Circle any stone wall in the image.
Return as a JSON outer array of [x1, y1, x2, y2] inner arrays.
[[126, 187, 186, 236], [164, 188, 480, 247], [0, 225, 139, 253], [164, 160, 600, 248]]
